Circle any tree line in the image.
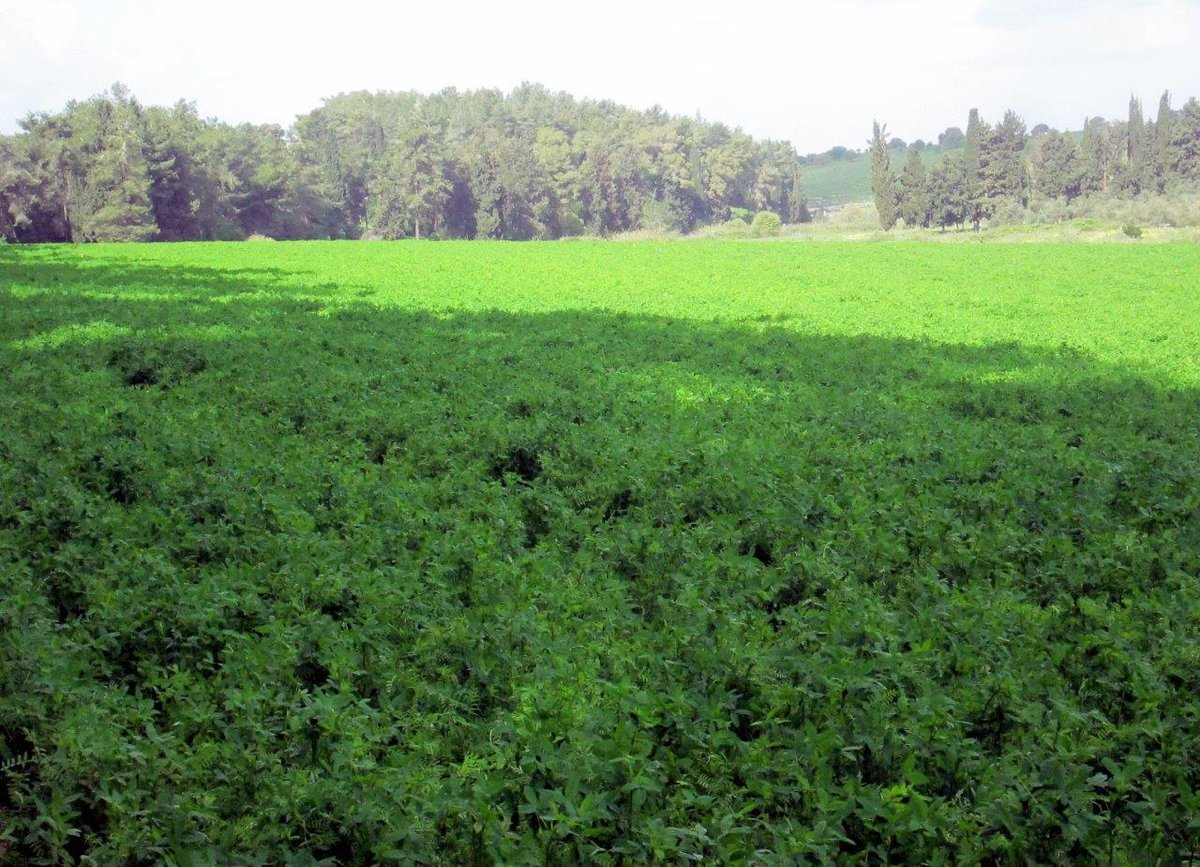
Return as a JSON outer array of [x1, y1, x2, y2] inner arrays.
[[870, 92, 1200, 230], [0, 83, 811, 243]]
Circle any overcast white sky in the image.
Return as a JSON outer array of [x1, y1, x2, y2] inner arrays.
[[3, 0, 1199, 153]]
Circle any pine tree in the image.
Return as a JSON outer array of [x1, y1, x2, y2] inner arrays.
[[961, 110, 1027, 224], [83, 136, 158, 241], [869, 121, 899, 229], [1030, 131, 1082, 202], [928, 152, 967, 231], [897, 147, 929, 228], [75, 86, 158, 242]]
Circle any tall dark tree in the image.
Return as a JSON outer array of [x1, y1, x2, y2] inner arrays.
[[1080, 117, 1111, 194], [789, 167, 812, 223], [366, 112, 452, 239], [976, 110, 1028, 219], [1169, 98, 1200, 181], [1030, 131, 1082, 202], [4, 114, 76, 241], [1122, 95, 1152, 194], [927, 152, 967, 231], [897, 146, 929, 227], [962, 108, 987, 229], [70, 85, 158, 242], [869, 121, 899, 229], [1153, 91, 1173, 190]]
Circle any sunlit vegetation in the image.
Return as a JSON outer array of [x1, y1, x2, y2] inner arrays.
[[2, 240, 1199, 862]]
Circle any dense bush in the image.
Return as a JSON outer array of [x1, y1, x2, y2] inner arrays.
[[751, 211, 783, 236]]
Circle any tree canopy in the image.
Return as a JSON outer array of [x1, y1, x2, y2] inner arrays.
[[871, 90, 1200, 231], [0, 84, 809, 242]]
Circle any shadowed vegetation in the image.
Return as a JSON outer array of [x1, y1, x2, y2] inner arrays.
[[1, 242, 1199, 863]]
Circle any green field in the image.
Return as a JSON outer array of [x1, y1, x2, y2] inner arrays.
[[2, 240, 1199, 863]]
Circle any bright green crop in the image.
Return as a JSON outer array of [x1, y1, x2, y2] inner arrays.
[[2, 240, 1198, 863]]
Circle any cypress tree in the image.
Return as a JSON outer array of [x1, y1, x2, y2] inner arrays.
[[963, 111, 981, 177], [1080, 117, 1109, 194], [962, 109, 984, 229], [1124, 95, 1154, 193], [898, 146, 929, 227], [869, 121, 899, 230], [1127, 95, 1144, 165], [788, 167, 812, 223], [1154, 91, 1173, 190]]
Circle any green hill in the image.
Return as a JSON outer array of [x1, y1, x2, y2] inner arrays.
[[803, 127, 1090, 212], [803, 147, 959, 210]]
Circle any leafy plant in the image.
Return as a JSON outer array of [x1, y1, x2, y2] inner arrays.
[[1, 240, 1198, 862], [751, 211, 783, 236]]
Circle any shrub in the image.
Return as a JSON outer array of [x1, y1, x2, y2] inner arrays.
[[1122, 223, 1143, 239], [751, 211, 783, 237], [558, 212, 586, 237]]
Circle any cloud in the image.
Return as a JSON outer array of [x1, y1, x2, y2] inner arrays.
[[1, 0, 1198, 153], [974, 0, 1200, 53]]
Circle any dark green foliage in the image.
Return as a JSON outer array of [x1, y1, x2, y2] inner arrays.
[[962, 108, 983, 224], [1170, 98, 1200, 181], [1153, 91, 1173, 189], [1, 243, 1199, 862], [1031, 131, 1083, 202], [63, 84, 158, 242], [1120, 96, 1155, 195], [975, 110, 1028, 220], [927, 152, 968, 230], [1, 83, 810, 242], [366, 112, 452, 239], [908, 91, 1200, 228], [1127, 95, 1145, 167], [869, 121, 899, 229], [897, 147, 929, 227], [1080, 117, 1113, 195]]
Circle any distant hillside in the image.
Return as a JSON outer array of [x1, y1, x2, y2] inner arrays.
[[803, 147, 959, 211]]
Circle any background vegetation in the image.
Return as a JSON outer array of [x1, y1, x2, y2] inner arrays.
[[870, 93, 1200, 231], [0, 84, 809, 243]]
